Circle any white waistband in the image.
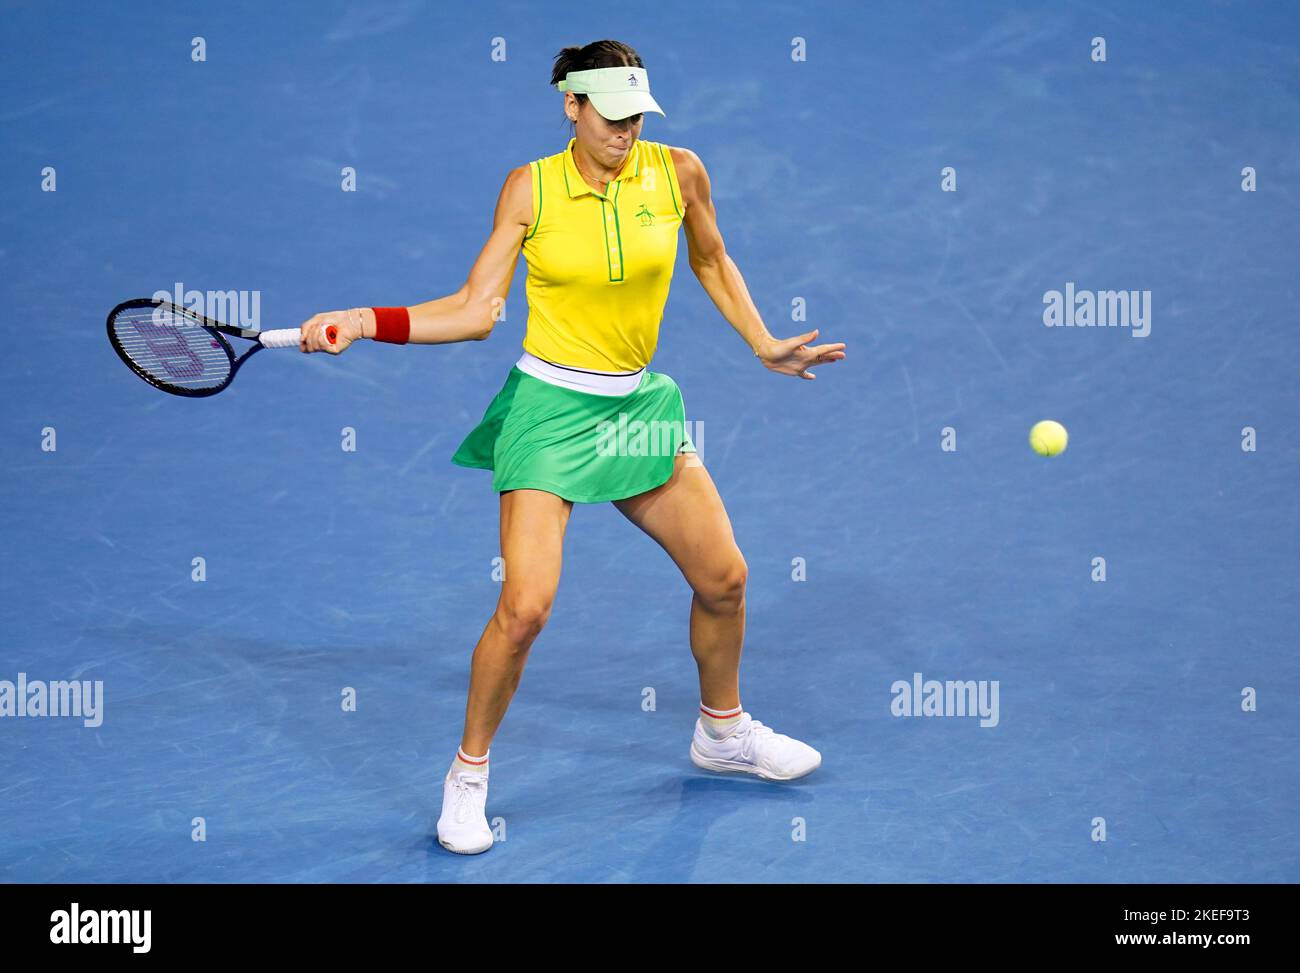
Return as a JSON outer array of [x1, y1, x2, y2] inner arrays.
[[515, 351, 645, 396]]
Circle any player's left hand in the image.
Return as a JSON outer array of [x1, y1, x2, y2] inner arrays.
[[756, 330, 846, 380]]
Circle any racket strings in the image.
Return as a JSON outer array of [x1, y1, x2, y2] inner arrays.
[[111, 306, 232, 390]]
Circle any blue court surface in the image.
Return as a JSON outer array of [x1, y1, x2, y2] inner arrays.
[[2, 1, 1297, 883]]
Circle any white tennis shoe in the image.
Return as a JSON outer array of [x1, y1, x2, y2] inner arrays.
[[437, 771, 493, 855], [690, 712, 822, 781]]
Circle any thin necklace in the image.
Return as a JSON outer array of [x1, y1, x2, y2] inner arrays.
[[574, 152, 608, 191]]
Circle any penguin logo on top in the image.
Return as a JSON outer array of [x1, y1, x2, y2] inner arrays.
[[636, 203, 655, 226]]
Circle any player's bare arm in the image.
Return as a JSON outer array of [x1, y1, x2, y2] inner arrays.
[[672, 145, 846, 380], [295, 166, 533, 354]]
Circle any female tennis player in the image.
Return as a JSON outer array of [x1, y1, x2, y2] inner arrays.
[[298, 40, 845, 855]]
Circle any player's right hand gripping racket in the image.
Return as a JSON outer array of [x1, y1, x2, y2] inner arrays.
[[106, 297, 335, 397]]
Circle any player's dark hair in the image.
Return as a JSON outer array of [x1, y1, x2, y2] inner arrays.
[[550, 40, 644, 124]]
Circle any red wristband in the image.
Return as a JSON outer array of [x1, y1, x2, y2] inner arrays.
[[371, 306, 410, 344]]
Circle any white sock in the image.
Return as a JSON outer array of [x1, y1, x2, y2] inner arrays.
[[699, 702, 743, 740], [449, 746, 489, 778]]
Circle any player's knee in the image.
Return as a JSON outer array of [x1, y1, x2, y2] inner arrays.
[[695, 553, 747, 613], [496, 593, 553, 645]]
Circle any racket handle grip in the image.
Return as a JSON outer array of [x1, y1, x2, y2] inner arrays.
[[259, 325, 338, 349]]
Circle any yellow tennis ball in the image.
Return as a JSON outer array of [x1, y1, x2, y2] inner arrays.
[[1029, 420, 1068, 457]]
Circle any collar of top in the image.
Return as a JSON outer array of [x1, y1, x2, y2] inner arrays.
[[563, 137, 641, 198]]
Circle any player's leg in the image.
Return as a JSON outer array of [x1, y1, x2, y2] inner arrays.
[[461, 487, 572, 754], [613, 454, 821, 781], [438, 487, 571, 854], [614, 453, 747, 711]]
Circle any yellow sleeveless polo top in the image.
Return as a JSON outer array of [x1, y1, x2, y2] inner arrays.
[[520, 137, 684, 372]]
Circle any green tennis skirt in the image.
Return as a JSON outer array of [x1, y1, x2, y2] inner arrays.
[[451, 366, 696, 503]]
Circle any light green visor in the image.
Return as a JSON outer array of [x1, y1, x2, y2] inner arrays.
[[556, 66, 665, 121]]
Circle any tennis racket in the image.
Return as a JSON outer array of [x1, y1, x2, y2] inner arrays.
[[106, 297, 336, 397]]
